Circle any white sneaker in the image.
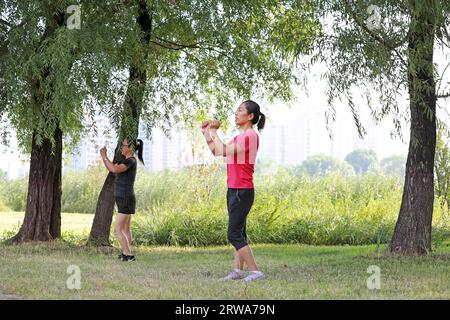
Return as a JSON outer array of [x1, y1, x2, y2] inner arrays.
[[243, 271, 265, 282], [220, 269, 246, 281]]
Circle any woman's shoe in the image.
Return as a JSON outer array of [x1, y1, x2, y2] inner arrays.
[[121, 255, 136, 262], [243, 271, 265, 282]]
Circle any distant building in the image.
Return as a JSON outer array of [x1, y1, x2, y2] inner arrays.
[[69, 115, 117, 169], [258, 101, 407, 166], [259, 123, 288, 164], [140, 123, 186, 171], [68, 115, 195, 172], [62, 103, 412, 175], [0, 134, 30, 179]]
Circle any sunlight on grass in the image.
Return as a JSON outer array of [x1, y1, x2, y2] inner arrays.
[[0, 211, 94, 234]]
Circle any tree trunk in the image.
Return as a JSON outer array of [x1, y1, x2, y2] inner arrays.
[[87, 1, 152, 246], [49, 128, 62, 239], [87, 151, 123, 246], [11, 128, 63, 243], [389, 1, 437, 255]]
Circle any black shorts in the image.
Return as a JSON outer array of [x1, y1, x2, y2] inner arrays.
[[227, 188, 255, 250], [115, 194, 136, 215]]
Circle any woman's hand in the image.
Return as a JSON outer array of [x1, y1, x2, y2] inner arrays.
[[100, 146, 107, 158], [209, 120, 220, 129], [201, 120, 210, 134]]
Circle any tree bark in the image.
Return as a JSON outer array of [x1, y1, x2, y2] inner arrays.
[[389, 1, 437, 255], [11, 127, 63, 243], [87, 1, 152, 246], [49, 127, 62, 239], [87, 152, 123, 246]]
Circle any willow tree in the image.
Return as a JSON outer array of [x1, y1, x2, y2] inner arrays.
[[89, 0, 320, 245], [308, 0, 450, 254], [0, 0, 129, 243], [88, 0, 152, 245]]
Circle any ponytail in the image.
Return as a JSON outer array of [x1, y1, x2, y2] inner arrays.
[[124, 137, 145, 165], [257, 112, 266, 131], [136, 139, 145, 165], [243, 100, 266, 132]]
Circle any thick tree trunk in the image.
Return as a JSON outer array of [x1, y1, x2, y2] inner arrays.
[[11, 128, 63, 243], [87, 151, 123, 246], [389, 2, 437, 255], [49, 128, 62, 239], [87, 1, 152, 246]]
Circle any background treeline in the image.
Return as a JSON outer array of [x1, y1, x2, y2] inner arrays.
[[1, 150, 449, 247], [0, 149, 409, 213]]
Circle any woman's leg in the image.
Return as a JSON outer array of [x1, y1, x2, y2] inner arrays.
[[124, 215, 132, 247], [228, 190, 244, 270], [229, 189, 261, 273], [115, 213, 132, 255], [220, 189, 246, 280], [233, 222, 247, 270], [233, 249, 245, 270], [237, 245, 258, 271], [228, 196, 255, 267]]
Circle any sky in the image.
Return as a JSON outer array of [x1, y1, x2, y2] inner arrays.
[[260, 45, 450, 160]]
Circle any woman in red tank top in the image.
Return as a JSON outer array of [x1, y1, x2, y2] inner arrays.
[[201, 100, 266, 282]]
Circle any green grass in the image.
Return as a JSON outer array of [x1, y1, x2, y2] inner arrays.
[[0, 241, 449, 300], [2, 168, 449, 246], [1, 211, 449, 300], [0, 211, 94, 235]]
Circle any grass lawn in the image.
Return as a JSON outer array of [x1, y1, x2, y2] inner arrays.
[[0, 211, 449, 300], [0, 211, 94, 234]]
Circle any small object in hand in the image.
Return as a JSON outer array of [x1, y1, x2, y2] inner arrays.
[[201, 120, 210, 129], [209, 120, 220, 129]]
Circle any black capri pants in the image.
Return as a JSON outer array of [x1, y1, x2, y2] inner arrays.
[[227, 188, 255, 250]]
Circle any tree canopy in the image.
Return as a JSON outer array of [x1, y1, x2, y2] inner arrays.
[[307, 0, 449, 141]]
